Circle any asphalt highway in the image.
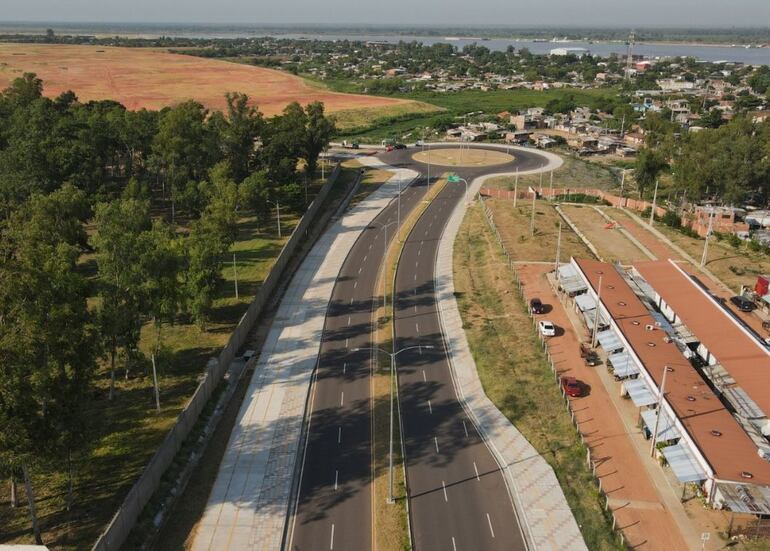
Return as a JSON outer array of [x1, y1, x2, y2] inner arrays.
[[289, 146, 552, 550], [287, 172, 427, 551], [385, 146, 550, 551]]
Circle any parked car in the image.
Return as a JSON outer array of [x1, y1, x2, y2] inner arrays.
[[561, 376, 583, 397], [529, 297, 546, 314], [584, 350, 601, 366], [538, 320, 556, 337], [731, 295, 756, 312], [394, 143, 407, 150]]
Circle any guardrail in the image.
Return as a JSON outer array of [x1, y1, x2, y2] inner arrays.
[[92, 163, 342, 551]]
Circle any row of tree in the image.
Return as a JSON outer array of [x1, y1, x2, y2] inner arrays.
[[0, 74, 335, 543]]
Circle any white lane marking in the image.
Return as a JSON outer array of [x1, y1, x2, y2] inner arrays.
[[334, 470, 339, 491], [463, 420, 469, 438], [473, 461, 480, 481], [442, 480, 448, 502], [338, 427, 342, 444], [345, 338, 349, 348], [358, 267, 362, 274], [415, 261, 419, 269], [350, 297, 354, 305], [418, 249, 421, 257], [434, 437, 440, 454], [340, 392, 344, 407], [368, 244, 372, 250], [452, 537, 457, 551], [487, 513, 496, 538], [424, 230, 428, 236], [422, 370, 427, 382], [414, 274, 417, 281], [348, 316, 351, 326], [414, 305, 417, 314], [414, 288, 417, 295], [330, 524, 335, 550], [343, 362, 346, 374], [354, 281, 358, 289], [427, 400, 432, 414], [363, 255, 367, 262], [416, 323, 420, 334]]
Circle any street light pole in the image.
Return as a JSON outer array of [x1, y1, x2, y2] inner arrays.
[[591, 275, 603, 349], [372, 220, 397, 308], [649, 180, 659, 227], [267, 199, 282, 238], [701, 209, 715, 268], [555, 221, 562, 272], [530, 190, 536, 237], [650, 365, 671, 457], [513, 168, 519, 208], [353, 344, 435, 503]]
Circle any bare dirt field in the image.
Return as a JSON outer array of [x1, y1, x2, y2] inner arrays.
[[561, 205, 648, 264], [0, 43, 419, 117], [412, 148, 513, 167]]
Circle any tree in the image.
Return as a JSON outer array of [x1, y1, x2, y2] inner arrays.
[[303, 101, 336, 178], [260, 102, 307, 184], [151, 101, 218, 191], [92, 198, 152, 398], [634, 148, 667, 198], [210, 92, 263, 182], [0, 193, 97, 543]]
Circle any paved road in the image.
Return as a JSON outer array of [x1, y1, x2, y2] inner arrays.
[[384, 147, 550, 550], [289, 146, 552, 551], [287, 174, 428, 550]]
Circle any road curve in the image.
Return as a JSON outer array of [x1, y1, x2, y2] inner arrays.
[[383, 146, 553, 550]]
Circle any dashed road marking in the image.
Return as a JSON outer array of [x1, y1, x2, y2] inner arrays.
[[463, 420, 469, 438], [442, 480, 448, 502], [348, 316, 351, 326], [427, 400, 432, 414], [451, 536, 457, 551], [473, 461, 480, 481], [343, 362, 346, 374], [340, 392, 344, 407], [330, 524, 335, 550], [422, 370, 427, 382], [434, 436, 440, 454], [487, 513, 496, 538], [334, 470, 339, 490], [338, 427, 342, 444], [416, 323, 420, 333]]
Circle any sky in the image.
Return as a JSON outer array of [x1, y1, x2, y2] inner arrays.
[[2, 0, 770, 27]]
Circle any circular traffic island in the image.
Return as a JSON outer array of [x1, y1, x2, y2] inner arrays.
[[411, 147, 514, 167]]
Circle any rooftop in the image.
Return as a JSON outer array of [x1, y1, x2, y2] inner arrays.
[[635, 260, 770, 420], [574, 258, 770, 486]]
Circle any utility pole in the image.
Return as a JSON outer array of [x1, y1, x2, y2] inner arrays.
[[620, 169, 627, 197], [233, 253, 239, 300], [625, 30, 636, 81], [513, 168, 519, 208], [539, 171, 544, 194], [649, 180, 659, 226], [151, 353, 161, 412], [701, 209, 715, 268], [591, 276, 603, 349], [555, 221, 562, 272], [650, 365, 671, 457], [530, 191, 536, 236], [549, 170, 554, 199]]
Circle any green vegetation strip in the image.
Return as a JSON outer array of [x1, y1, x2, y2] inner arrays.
[[371, 175, 447, 550], [453, 202, 621, 550]]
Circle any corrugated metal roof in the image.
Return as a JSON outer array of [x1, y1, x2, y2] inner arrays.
[[716, 483, 770, 515], [641, 408, 681, 441], [575, 293, 596, 312], [608, 351, 641, 378], [624, 378, 657, 407], [662, 443, 708, 483], [597, 330, 624, 352]]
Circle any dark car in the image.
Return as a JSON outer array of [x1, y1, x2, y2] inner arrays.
[[579, 343, 600, 366], [731, 295, 756, 312], [394, 143, 407, 150], [530, 297, 546, 314], [561, 376, 583, 397]]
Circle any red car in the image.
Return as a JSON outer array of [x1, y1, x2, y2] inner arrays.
[[561, 376, 583, 397]]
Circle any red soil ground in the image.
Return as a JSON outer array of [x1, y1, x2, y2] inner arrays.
[[0, 43, 409, 115]]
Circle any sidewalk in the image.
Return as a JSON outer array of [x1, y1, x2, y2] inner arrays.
[[435, 170, 586, 550], [190, 162, 417, 551]]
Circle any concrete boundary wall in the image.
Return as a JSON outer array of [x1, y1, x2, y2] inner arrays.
[[91, 164, 342, 551]]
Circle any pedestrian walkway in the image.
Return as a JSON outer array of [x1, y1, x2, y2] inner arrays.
[[190, 161, 417, 551], [435, 170, 586, 551]]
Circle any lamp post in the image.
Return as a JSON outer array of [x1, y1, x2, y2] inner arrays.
[[267, 199, 282, 238], [371, 220, 398, 308], [353, 344, 435, 503], [650, 365, 672, 457], [591, 275, 603, 349], [649, 180, 659, 227]]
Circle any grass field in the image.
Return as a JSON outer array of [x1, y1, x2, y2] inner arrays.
[[486, 154, 620, 193], [453, 203, 620, 550], [412, 148, 513, 167], [0, 43, 423, 117]]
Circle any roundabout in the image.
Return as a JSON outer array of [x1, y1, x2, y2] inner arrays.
[[411, 147, 514, 167]]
